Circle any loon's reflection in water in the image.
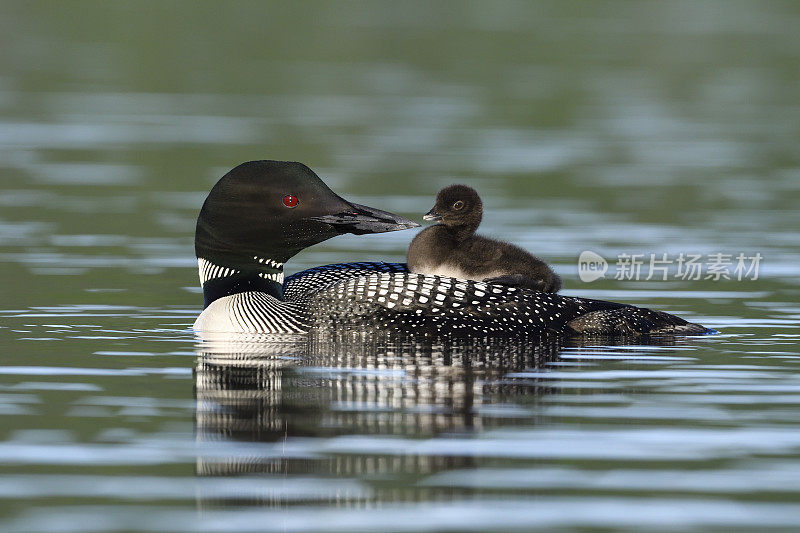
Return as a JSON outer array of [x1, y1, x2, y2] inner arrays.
[[194, 332, 684, 508]]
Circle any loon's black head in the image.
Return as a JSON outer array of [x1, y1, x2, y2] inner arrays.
[[195, 160, 419, 272], [423, 184, 483, 237]]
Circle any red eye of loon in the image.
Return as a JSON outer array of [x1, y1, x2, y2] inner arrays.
[[282, 195, 299, 208]]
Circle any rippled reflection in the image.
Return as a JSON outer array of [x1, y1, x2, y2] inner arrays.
[[194, 333, 560, 502], [194, 332, 729, 511]]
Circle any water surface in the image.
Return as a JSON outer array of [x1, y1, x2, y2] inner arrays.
[[1, 1, 799, 531]]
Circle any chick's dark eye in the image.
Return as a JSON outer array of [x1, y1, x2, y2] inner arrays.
[[453, 200, 464, 210], [283, 195, 299, 208]]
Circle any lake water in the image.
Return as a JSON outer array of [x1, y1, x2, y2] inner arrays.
[[1, 1, 799, 531]]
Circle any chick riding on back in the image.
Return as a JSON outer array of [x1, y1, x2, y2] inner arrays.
[[407, 184, 561, 292]]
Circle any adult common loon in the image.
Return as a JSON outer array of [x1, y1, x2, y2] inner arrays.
[[407, 184, 562, 293], [193, 160, 711, 337]]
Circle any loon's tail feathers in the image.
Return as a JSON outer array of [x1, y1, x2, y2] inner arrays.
[[565, 305, 713, 336]]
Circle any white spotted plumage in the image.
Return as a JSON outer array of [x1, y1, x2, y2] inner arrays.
[[286, 265, 585, 337], [194, 261, 709, 336]]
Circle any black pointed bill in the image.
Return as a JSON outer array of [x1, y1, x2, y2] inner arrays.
[[311, 202, 420, 236]]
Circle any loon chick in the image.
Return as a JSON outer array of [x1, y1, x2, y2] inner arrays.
[[193, 160, 712, 337], [407, 185, 561, 292]]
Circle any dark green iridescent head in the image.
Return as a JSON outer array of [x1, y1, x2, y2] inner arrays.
[[195, 160, 419, 268]]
